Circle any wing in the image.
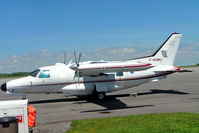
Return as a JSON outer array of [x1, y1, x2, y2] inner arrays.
[[70, 61, 153, 76]]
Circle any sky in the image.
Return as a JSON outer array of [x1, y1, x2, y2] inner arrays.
[[0, 0, 199, 73]]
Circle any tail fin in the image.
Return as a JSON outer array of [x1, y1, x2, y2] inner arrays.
[[148, 33, 182, 66]]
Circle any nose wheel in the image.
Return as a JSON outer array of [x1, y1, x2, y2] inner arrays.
[[22, 94, 26, 99]]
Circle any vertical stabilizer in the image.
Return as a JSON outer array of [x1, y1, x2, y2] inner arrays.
[[148, 33, 182, 66]]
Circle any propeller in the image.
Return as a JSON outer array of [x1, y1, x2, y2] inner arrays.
[[74, 50, 81, 67], [72, 50, 82, 83]]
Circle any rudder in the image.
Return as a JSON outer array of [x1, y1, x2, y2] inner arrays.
[[150, 33, 182, 66]]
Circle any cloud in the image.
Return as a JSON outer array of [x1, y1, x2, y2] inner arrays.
[[84, 47, 138, 61], [94, 47, 136, 54], [40, 49, 54, 57], [0, 47, 148, 73], [10, 55, 20, 63], [0, 44, 199, 73], [109, 48, 136, 54], [130, 41, 143, 45], [174, 42, 199, 65], [193, 44, 199, 47], [175, 45, 199, 66], [0, 51, 57, 73]]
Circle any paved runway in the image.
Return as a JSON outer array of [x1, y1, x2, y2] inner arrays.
[[0, 67, 199, 133]]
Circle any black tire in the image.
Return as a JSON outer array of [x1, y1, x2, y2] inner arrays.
[[97, 92, 106, 100], [92, 85, 106, 101]]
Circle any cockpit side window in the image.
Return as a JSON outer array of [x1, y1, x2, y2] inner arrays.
[[30, 69, 40, 77], [39, 70, 50, 78]]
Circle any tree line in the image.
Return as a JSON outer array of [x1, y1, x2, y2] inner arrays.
[[0, 72, 31, 78]]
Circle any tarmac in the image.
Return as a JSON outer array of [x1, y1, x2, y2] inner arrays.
[[0, 67, 199, 133]]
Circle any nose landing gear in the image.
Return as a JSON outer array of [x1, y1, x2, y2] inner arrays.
[[22, 95, 26, 99]]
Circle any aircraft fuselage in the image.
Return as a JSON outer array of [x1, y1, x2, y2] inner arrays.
[[5, 63, 173, 95]]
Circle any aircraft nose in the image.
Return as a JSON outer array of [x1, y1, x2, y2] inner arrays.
[[1, 83, 7, 92]]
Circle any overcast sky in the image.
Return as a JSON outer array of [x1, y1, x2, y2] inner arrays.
[[0, 0, 199, 73]]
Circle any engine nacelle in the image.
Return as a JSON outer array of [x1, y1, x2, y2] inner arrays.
[[61, 83, 93, 95]]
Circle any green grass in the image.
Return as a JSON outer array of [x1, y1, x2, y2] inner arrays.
[[66, 113, 199, 133], [180, 65, 199, 68], [180, 64, 199, 68]]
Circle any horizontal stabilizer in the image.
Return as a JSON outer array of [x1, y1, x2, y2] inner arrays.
[[167, 70, 193, 73]]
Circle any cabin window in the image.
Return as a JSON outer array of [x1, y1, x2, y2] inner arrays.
[[30, 69, 40, 77], [75, 71, 83, 77], [39, 70, 50, 78], [116, 72, 123, 76]]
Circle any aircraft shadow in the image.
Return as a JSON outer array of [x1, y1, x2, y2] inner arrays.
[[79, 89, 189, 112], [29, 97, 80, 104], [29, 89, 189, 106], [139, 89, 190, 95], [111, 89, 189, 98], [80, 97, 153, 113], [29, 95, 153, 112]]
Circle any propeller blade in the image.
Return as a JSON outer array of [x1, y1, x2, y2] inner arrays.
[[68, 60, 72, 65], [77, 71, 80, 83], [73, 71, 80, 83], [78, 53, 81, 66], [64, 52, 66, 64], [74, 50, 78, 65], [73, 71, 76, 80]]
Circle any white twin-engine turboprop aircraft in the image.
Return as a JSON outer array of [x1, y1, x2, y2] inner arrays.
[[1, 33, 186, 100]]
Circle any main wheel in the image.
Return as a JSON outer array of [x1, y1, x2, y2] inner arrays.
[[97, 92, 106, 100]]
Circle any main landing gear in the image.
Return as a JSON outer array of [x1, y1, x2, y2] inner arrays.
[[93, 85, 106, 100], [96, 92, 106, 100]]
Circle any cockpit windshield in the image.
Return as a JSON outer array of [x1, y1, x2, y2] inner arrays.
[[30, 69, 40, 77]]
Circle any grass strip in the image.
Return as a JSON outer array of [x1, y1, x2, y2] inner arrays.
[[66, 112, 199, 133]]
